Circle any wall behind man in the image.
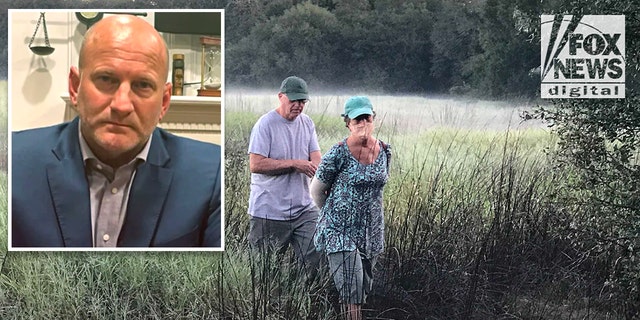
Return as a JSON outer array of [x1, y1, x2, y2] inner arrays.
[[10, 11, 156, 131], [11, 11, 77, 131]]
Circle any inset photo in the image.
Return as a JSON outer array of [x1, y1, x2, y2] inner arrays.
[[8, 9, 224, 251]]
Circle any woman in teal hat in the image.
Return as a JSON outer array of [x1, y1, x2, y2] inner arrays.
[[310, 96, 391, 320]]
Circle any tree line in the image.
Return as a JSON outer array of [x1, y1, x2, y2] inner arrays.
[[224, 0, 545, 98]]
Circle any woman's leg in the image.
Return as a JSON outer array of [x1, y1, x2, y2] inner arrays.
[[328, 250, 364, 320], [345, 304, 362, 320]]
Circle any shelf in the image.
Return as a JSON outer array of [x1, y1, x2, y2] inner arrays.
[[167, 95, 222, 106], [61, 94, 221, 108], [60, 93, 222, 144]]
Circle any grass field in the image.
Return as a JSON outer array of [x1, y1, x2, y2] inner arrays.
[[0, 90, 624, 319]]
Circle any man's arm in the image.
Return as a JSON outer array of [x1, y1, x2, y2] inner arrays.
[[250, 153, 319, 178], [310, 150, 321, 168]]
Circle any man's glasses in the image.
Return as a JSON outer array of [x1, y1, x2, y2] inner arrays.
[[289, 99, 309, 106]]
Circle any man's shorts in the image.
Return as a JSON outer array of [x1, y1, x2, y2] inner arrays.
[[327, 250, 377, 305], [247, 209, 321, 270]]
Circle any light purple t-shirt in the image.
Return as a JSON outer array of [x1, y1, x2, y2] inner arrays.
[[248, 110, 320, 220]]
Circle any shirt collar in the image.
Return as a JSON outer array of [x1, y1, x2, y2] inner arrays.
[[78, 121, 152, 168]]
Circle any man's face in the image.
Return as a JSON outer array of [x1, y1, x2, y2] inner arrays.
[[278, 93, 308, 121], [69, 19, 170, 166]]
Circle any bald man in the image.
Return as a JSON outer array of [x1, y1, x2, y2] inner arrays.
[[11, 15, 222, 248]]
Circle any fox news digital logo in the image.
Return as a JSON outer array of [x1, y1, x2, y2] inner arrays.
[[541, 15, 625, 99]]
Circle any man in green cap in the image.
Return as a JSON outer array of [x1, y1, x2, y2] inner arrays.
[[247, 76, 322, 272]]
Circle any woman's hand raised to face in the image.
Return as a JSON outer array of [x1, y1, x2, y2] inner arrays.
[[349, 115, 374, 141]]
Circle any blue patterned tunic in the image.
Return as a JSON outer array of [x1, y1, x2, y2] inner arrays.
[[314, 139, 391, 258]]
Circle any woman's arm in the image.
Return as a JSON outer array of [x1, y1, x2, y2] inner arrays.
[[310, 177, 330, 209]]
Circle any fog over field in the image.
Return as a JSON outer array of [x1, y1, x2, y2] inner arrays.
[[225, 90, 548, 133]]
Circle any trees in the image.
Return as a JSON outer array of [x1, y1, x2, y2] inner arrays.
[[466, 0, 539, 98], [227, 2, 340, 87], [429, 0, 482, 94], [224, 0, 544, 97], [530, 1, 640, 316], [332, 0, 435, 92]]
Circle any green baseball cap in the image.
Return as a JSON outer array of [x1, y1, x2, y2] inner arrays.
[[279, 76, 309, 101], [342, 96, 373, 119]]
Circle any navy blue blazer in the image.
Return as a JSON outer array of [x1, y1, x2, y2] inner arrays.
[[11, 118, 222, 248]]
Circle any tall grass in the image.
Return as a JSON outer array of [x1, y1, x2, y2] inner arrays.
[[0, 92, 624, 319]]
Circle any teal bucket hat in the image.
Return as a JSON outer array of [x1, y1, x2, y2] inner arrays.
[[279, 76, 309, 101], [342, 96, 373, 119]]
